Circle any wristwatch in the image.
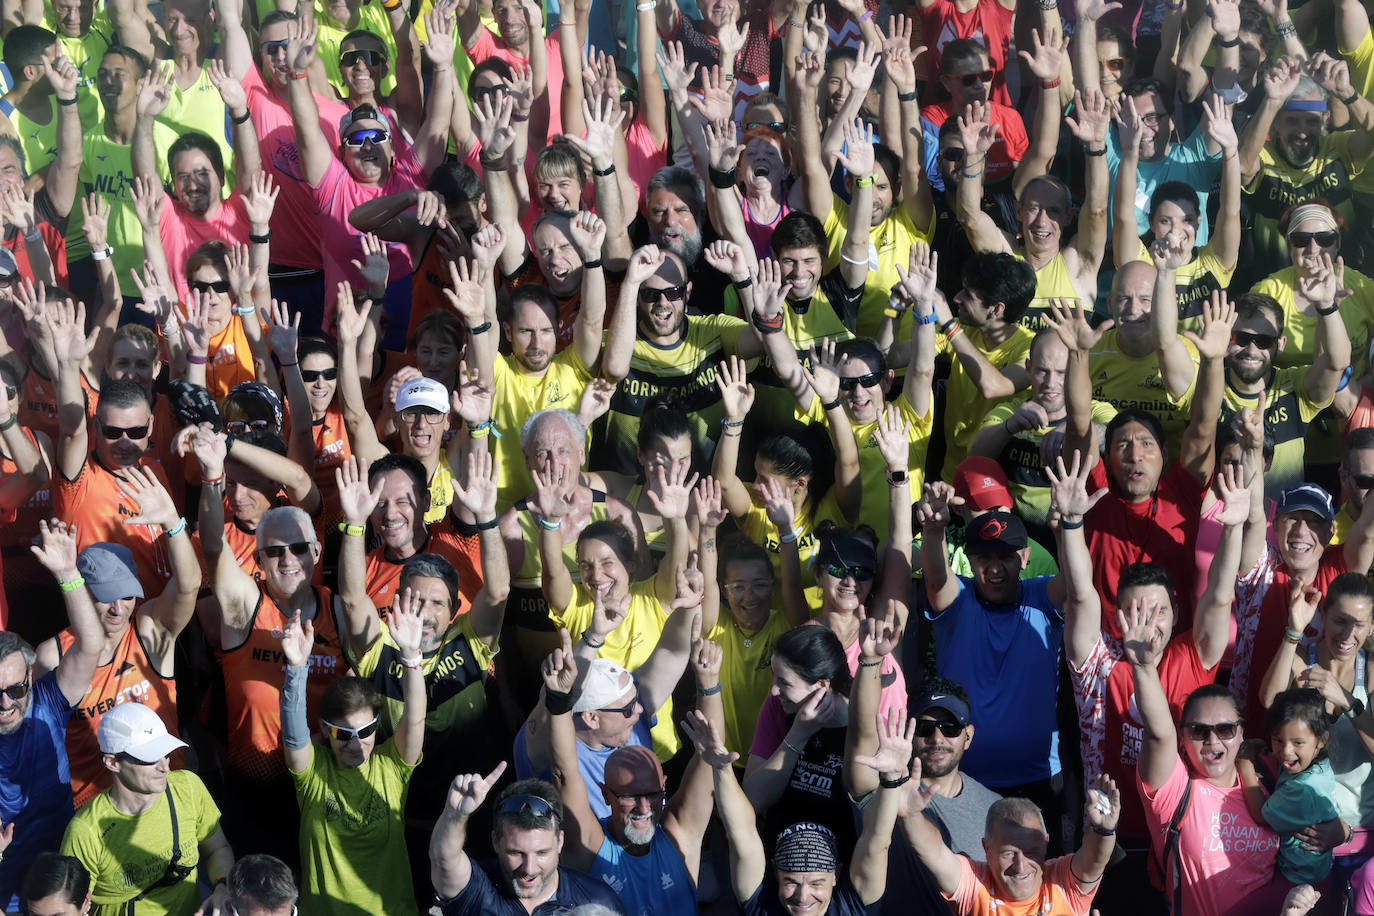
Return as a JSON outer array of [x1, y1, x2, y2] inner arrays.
[[1348, 698, 1366, 720]]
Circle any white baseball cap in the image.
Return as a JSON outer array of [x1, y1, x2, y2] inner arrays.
[[394, 377, 449, 414], [573, 658, 635, 713], [98, 702, 187, 763]]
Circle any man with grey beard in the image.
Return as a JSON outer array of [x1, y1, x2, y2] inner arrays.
[[643, 167, 730, 315]]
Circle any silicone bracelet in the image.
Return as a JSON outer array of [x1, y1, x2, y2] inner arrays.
[[339, 522, 366, 537], [59, 576, 86, 593]]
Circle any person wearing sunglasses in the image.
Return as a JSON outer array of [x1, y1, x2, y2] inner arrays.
[[280, 574, 424, 916], [1332, 427, 1374, 549], [225, 853, 298, 916], [328, 27, 418, 141], [920, 40, 1028, 197], [1054, 452, 1255, 910], [269, 332, 351, 528], [20, 853, 92, 916], [0, 519, 105, 905]]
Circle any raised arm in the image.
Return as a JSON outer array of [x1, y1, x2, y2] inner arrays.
[[1177, 291, 1235, 484], [334, 456, 385, 655], [1047, 451, 1110, 668], [954, 103, 1013, 254], [429, 761, 509, 899], [1071, 775, 1122, 886], [1044, 297, 1110, 465], [1015, 25, 1069, 192], [533, 470, 578, 615], [284, 16, 334, 188], [545, 633, 605, 870], [1299, 254, 1354, 406], [803, 340, 862, 523], [681, 710, 765, 905], [188, 426, 262, 639], [565, 96, 634, 270], [1194, 465, 1250, 668], [0, 387, 45, 513], [32, 520, 103, 706], [131, 63, 172, 183], [1311, 52, 1374, 161], [849, 711, 916, 905], [844, 601, 903, 798], [46, 298, 96, 481], [834, 118, 877, 290], [884, 32, 933, 232], [916, 482, 962, 613], [892, 753, 964, 896], [1260, 584, 1316, 709], [793, 52, 834, 221], [1065, 89, 1111, 275], [208, 59, 261, 187], [121, 468, 198, 650], [1149, 232, 1198, 392], [40, 54, 82, 219], [279, 610, 316, 775], [711, 356, 757, 519], [414, 8, 458, 175], [387, 590, 429, 765], [334, 284, 388, 465], [1240, 57, 1301, 185], [217, 0, 254, 80], [450, 451, 509, 648], [1203, 95, 1242, 273], [1125, 599, 1179, 792]]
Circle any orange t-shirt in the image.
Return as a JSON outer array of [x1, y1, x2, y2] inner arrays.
[[20, 366, 99, 444], [362, 516, 484, 614], [58, 624, 178, 807], [53, 455, 176, 594], [0, 427, 52, 551], [205, 315, 261, 403], [406, 232, 450, 341], [217, 584, 347, 783], [312, 404, 352, 528]]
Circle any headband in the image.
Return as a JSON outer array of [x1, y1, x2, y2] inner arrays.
[[1286, 203, 1340, 235], [1281, 98, 1328, 112]]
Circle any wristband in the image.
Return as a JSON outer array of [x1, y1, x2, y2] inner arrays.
[[231, 109, 252, 125], [961, 164, 984, 179], [23, 228, 41, 243], [709, 166, 739, 189], [1085, 145, 1107, 157], [233, 305, 256, 317], [472, 516, 500, 531], [858, 657, 883, 668], [582, 259, 603, 270], [697, 682, 723, 695], [289, 69, 308, 80], [213, 877, 227, 890], [510, 112, 530, 123], [277, 361, 297, 368], [202, 473, 225, 487], [1284, 626, 1303, 644], [162, 517, 188, 539], [751, 308, 784, 335], [91, 246, 114, 261], [581, 632, 605, 648], [788, 15, 805, 27], [779, 529, 799, 544], [1317, 302, 1341, 316], [722, 418, 745, 428], [731, 276, 753, 290], [537, 514, 562, 531], [637, 1, 657, 9], [1059, 517, 1085, 530], [821, 396, 843, 411], [469, 321, 493, 334], [1040, 77, 1061, 90], [1216, 34, 1241, 47], [0, 415, 15, 432], [249, 231, 272, 244], [57, 95, 78, 106], [592, 163, 616, 177], [897, 89, 918, 102], [917, 311, 939, 325], [940, 317, 960, 335], [1340, 90, 1362, 106], [1276, 20, 1297, 37], [544, 688, 575, 715], [339, 522, 366, 537], [59, 575, 86, 593], [879, 772, 911, 788], [857, 8, 874, 20], [187, 353, 208, 365], [382, 0, 403, 9], [1091, 824, 1116, 836], [854, 174, 874, 188]]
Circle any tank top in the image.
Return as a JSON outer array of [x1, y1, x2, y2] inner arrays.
[[57, 625, 178, 807], [0, 426, 51, 551], [406, 231, 449, 341], [312, 405, 352, 528], [1015, 246, 1080, 332], [510, 491, 611, 636], [217, 585, 347, 783], [592, 821, 697, 916], [1305, 644, 1372, 825]]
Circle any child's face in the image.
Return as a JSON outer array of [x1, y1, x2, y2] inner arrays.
[[1271, 719, 1325, 775]]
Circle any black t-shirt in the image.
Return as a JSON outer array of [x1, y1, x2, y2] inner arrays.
[[742, 872, 878, 916], [760, 724, 859, 860], [439, 861, 629, 916]]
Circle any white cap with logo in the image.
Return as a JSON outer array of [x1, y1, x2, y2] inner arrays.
[[98, 702, 187, 763]]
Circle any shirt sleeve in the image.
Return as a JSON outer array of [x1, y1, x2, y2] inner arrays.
[[748, 693, 787, 758]]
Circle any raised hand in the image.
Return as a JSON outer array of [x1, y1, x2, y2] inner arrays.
[[759, 475, 796, 532], [1046, 450, 1109, 520], [451, 360, 494, 425], [1201, 92, 1238, 154], [915, 481, 963, 529], [421, 4, 458, 66], [853, 708, 917, 778], [350, 233, 390, 292], [442, 258, 488, 326], [0, 185, 36, 236], [542, 628, 579, 694], [286, 14, 319, 72], [223, 241, 255, 305], [590, 588, 630, 640], [1214, 463, 1251, 527], [1018, 24, 1066, 83], [873, 403, 911, 470], [795, 51, 824, 94], [470, 224, 505, 272], [690, 66, 735, 123], [1045, 296, 1111, 352], [656, 41, 698, 98], [335, 455, 383, 525], [703, 240, 749, 280], [79, 194, 110, 253], [1287, 580, 1322, 635], [243, 172, 280, 227], [1076, 0, 1123, 22], [957, 102, 997, 161], [45, 297, 96, 365], [530, 467, 575, 521], [564, 95, 626, 169], [206, 57, 248, 113], [334, 283, 369, 346], [625, 245, 665, 286], [1149, 228, 1192, 272], [389, 587, 427, 660], [646, 462, 700, 521], [40, 54, 79, 102], [474, 93, 517, 159], [1118, 598, 1164, 668], [845, 41, 880, 95], [451, 450, 498, 520], [1084, 773, 1121, 832], [180, 291, 213, 356], [1209, 0, 1242, 40], [693, 476, 729, 529], [859, 598, 903, 659], [704, 119, 741, 174], [444, 761, 508, 818], [577, 377, 617, 425], [263, 299, 300, 364], [801, 338, 841, 405], [895, 241, 939, 309], [1183, 290, 1237, 360], [1065, 88, 1110, 146], [117, 467, 180, 528], [681, 708, 739, 769], [669, 562, 705, 612], [715, 355, 755, 419], [279, 610, 315, 668], [567, 211, 607, 262], [1263, 55, 1303, 100], [136, 62, 174, 118], [752, 258, 786, 324], [1308, 51, 1356, 98], [1114, 94, 1144, 153], [183, 423, 228, 478], [130, 175, 164, 230], [31, 519, 79, 578], [836, 118, 876, 179]]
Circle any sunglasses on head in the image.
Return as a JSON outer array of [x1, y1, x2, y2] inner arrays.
[[0, 678, 30, 701], [260, 541, 313, 559], [940, 147, 966, 163], [824, 563, 875, 582], [496, 793, 557, 819], [343, 127, 390, 147], [1353, 473, 1374, 490], [955, 70, 995, 87], [321, 716, 379, 742], [1231, 330, 1277, 351], [189, 278, 231, 295], [637, 283, 687, 304], [1102, 57, 1126, 72], [746, 120, 786, 133], [915, 718, 963, 738], [838, 370, 883, 391], [1184, 720, 1241, 741], [300, 367, 339, 383], [341, 48, 386, 68], [101, 423, 149, 440], [226, 418, 272, 435], [1288, 230, 1339, 249]]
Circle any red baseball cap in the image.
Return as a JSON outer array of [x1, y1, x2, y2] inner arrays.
[[951, 457, 1014, 511]]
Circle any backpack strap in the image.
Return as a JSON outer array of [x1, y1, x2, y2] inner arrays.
[[1162, 778, 1193, 915], [125, 786, 185, 915]]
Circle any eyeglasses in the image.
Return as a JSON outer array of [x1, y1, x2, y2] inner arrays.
[[940, 147, 966, 164], [745, 120, 786, 133], [101, 423, 149, 440], [321, 716, 379, 742], [0, 678, 30, 701], [723, 579, 773, 596], [472, 83, 509, 100], [1139, 111, 1166, 126], [189, 278, 231, 295], [225, 418, 272, 435], [608, 787, 666, 805], [1231, 330, 1277, 351], [262, 37, 290, 55], [1101, 57, 1126, 72], [637, 283, 687, 304], [1352, 473, 1374, 490], [838, 370, 883, 391], [1183, 720, 1242, 741], [260, 541, 313, 559], [400, 407, 446, 425], [915, 719, 963, 738], [343, 127, 390, 147], [598, 694, 641, 717], [823, 563, 875, 581], [341, 48, 386, 67], [955, 70, 995, 86], [300, 367, 339, 383], [1288, 230, 1339, 249], [496, 794, 557, 819]]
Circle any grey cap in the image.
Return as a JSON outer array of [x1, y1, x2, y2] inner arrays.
[[77, 542, 144, 604], [339, 103, 391, 137], [0, 248, 18, 279]]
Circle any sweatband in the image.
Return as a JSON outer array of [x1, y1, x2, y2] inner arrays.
[[1286, 202, 1340, 234], [1281, 99, 1328, 112], [773, 821, 838, 873], [281, 664, 311, 751]]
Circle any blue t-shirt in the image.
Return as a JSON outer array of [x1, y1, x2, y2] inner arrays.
[[0, 670, 76, 902], [592, 820, 696, 916], [1108, 121, 1222, 245], [513, 716, 655, 820], [440, 860, 628, 916], [927, 575, 1064, 787]]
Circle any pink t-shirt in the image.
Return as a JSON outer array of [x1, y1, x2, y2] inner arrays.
[[838, 630, 907, 719], [1139, 755, 1282, 916], [159, 191, 252, 303], [310, 151, 424, 324], [467, 29, 566, 138], [624, 119, 667, 214], [243, 65, 352, 270]]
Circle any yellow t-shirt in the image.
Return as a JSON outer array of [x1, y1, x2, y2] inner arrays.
[[492, 346, 593, 511], [1218, 366, 1331, 499], [1251, 265, 1374, 376], [425, 455, 456, 524], [738, 489, 848, 610], [939, 324, 1035, 479], [1244, 133, 1365, 275], [46, 15, 110, 128], [978, 397, 1119, 529], [9, 100, 58, 174], [1343, 29, 1374, 115], [1089, 330, 1199, 456], [156, 65, 234, 190], [821, 195, 936, 340], [708, 611, 792, 763], [552, 577, 680, 761], [1015, 248, 1082, 332], [253, 0, 400, 97], [1132, 239, 1236, 334]]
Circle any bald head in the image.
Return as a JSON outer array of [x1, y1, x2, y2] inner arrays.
[[604, 745, 664, 794], [1108, 260, 1158, 345]]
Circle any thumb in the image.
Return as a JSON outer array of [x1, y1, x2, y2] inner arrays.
[[1096, 318, 1116, 334]]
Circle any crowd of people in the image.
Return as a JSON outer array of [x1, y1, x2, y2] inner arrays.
[[6, 0, 1374, 911]]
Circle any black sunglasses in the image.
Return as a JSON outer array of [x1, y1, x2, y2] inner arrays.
[[1231, 331, 1277, 351], [1353, 473, 1374, 490], [300, 368, 339, 383], [608, 786, 665, 804], [620, 87, 638, 105], [260, 541, 313, 559], [915, 719, 963, 738], [838, 370, 883, 392], [496, 794, 557, 819], [1288, 230, 1339, 249], [262, 38, 290, 54], [321, 716, 379, 742], [745, 120, 786, 133], [823, 563, 875, 582], [189, 279, 231, 295], [940, 148, 966, 163], [101, 423, 149, 440], [956, 70, 995, 86], [637, 283, 687, 304], [341, 48, 386, 68], [1184, 720, 1242, 741], [343, 127, 390, 147], [225, 418, 272, 435], [0, 678, 30, 701]]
